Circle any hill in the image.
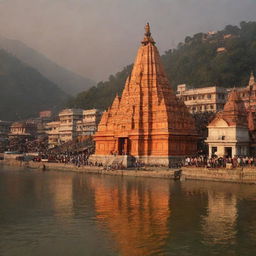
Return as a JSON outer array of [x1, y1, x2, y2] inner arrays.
[[0, 49, 67, 121], [0, 35, 95, 95], [68, 21, 256, 110]]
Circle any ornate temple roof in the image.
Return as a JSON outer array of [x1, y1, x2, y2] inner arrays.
[[97, 24, 197, 136], [209, 90, 248, 127]]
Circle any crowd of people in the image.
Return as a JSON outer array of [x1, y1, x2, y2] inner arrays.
[[36, 151, 90, 166], [4, 136, 48, 153], [184, 155, 256, 168], [3, 134, 256, 170]]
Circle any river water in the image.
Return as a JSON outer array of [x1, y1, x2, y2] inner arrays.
[[0, 165, 256, 256]]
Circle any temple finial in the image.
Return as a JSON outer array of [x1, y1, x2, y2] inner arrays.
[[145, 23, 151, 37], [249, 71, 255, 86], [141, 22, 155, 45]]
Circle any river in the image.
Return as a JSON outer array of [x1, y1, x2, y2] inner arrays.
[[0, 165, 256, 256]]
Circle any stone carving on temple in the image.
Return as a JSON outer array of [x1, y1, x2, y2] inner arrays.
[[92, 23, 198, 166]]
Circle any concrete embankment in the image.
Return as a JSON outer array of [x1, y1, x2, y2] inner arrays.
[[2, 159, 256, 183], [182, 167, 256, 184], [0, 159, 177, 179]]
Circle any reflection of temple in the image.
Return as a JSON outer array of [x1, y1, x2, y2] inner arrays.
[[90, 176, 170, 256], [201, 191, 237, 245], [92, 24, 198, 167]]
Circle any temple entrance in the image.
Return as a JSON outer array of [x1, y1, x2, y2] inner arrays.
[[118, 137, 129, 155], [225, 147, 232, 158]]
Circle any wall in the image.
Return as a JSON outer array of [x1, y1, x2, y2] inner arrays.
[[182, 167, 256, 184]]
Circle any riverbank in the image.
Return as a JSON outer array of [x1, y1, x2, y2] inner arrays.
[[0, 159, 177, 179], [182, 166, 256, 184], [2, 159, 256, 184]]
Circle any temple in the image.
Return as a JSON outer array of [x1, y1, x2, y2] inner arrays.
[[206, 90, 250, 157], [91, 24, 198, 167]]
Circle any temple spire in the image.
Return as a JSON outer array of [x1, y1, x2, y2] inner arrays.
[[145, 23, 151, 37], [141, 22, 155, 45], [249, 71, 255, 87]]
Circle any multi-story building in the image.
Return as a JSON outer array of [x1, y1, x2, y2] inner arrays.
[[26, 111, 54, 138], [77, 109, 102, 136], [235, 72, 256, 111], [39, 110, 52, 119], [58, 109, 83, 143], [9, 122, 37, 138], [47, 108, 101, 148], [176, 84, 228, 113], [46, 121, 60, 148]]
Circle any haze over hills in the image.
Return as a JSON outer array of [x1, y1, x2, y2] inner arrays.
[[0, 49, 67, 121], [68, 21, 256, 111], [0, 35, 95, 96]]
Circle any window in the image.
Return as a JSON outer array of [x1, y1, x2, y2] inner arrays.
[[207, 94, 212, 99]]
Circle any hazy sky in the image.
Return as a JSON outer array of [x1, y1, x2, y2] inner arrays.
[[0, 0, 256, 82]]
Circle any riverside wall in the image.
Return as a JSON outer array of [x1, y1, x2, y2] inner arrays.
[[0, 159, 176, 179], [182, 167, 256, 184], [2, 159, 256, 184]]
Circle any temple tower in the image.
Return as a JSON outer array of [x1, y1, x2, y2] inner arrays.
[[92, 24, 198, 166]]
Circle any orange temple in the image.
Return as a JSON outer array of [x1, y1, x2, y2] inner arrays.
[[92, 24, 198, 166]]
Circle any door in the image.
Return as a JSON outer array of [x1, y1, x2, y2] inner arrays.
[[118, 138, 129, 155], [225, 147, 232, 158]]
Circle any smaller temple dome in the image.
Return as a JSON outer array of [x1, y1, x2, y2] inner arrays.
[[209, 90, 247, 127]]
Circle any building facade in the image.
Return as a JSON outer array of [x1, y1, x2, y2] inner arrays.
[[92, 24, 198, 167], [46, 121, 60, 148], [77, 109, 102, 136], [9, 122, 37, 138], [235, 72, 256, 110], [58, 109, 83, 143], [47, 108, 101, 148], [176, 84, 228, 113]]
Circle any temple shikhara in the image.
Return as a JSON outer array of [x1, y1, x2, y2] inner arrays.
[[206, 90, 250, 158], [91, 24, 198, 166]]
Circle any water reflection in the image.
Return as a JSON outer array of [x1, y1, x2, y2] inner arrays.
[[49, 177, 74, 218], [1, 167, 256, 256], [202, 191, 237, 245], [88, 176, 171, 256]]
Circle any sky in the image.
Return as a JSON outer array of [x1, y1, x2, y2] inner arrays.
[[0, 0, 256, 82]]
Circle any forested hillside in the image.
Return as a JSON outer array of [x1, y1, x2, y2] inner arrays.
[[0, 49, 67, 121], [0, 35, 95, 95], [68, 21, 256, 111]]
